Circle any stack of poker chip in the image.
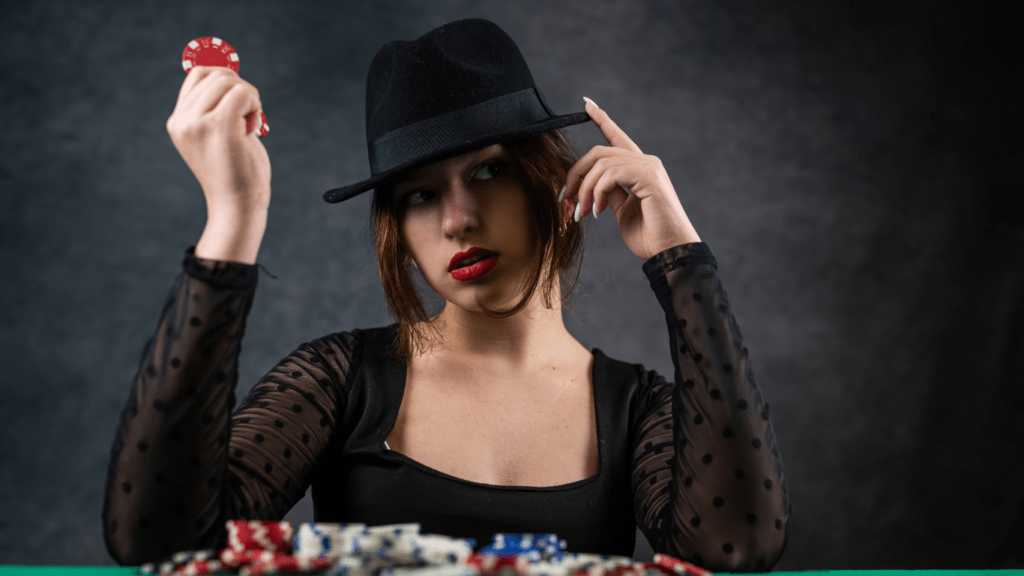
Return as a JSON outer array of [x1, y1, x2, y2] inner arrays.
[[469, 534, 714, 576], [525, 554, 712, 576], [293, 522, 475, 576], [140, 521, 713, 576]]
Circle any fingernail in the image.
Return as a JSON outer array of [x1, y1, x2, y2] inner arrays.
[[592, 198, 598, 219], [558, 185, 565, 203], [583, 96, 599, 108], [574, 200, 581, 223]]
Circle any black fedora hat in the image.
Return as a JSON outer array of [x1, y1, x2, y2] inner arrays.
[[322, 18, 591, 204]]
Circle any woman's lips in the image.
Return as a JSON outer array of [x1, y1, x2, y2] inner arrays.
[[449, 247, 497, 271], [450, 255, 499, 281]]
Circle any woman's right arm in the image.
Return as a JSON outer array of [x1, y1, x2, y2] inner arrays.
[[103, 66, 353, 565], [102, 247, 356, 565]]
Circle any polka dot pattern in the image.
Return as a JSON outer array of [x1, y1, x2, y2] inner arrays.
[[104, 242, 790, 572], [104, 246, 355, 566], [633, 243, 790, 572]]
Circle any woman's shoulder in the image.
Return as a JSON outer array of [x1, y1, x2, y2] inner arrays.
[[589, 344, 651, 385], [591, 346, 662, 388], [300, 323, 400, 369]]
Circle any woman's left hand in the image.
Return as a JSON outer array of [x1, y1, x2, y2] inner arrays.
[[563, 99, 701, 261]]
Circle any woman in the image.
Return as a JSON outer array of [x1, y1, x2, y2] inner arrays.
[[103, 18, 790, 573]]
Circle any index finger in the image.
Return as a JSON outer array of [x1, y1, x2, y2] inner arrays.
[[585, 99, 642, 154], [177, 66, 235, 105]]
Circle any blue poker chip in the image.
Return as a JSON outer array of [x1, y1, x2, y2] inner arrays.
[[480, 533, 566, 563]]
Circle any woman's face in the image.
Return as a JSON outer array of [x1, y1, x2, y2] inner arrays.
[[392, 143, 541, 313]]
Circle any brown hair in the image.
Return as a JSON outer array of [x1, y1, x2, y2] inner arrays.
[[370, 129, 585, 361]]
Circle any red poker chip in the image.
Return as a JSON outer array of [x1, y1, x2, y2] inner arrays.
[[638, 563, 684, 576], [257, 110, 269, 137], [182, 36, 240, 74], [172, 558, 223, 576], [652, 554, 713, 576], [466, 553, 530, 575], [220, 548, 279, 568], [225, 519, 294, 553], [181, 37, 269, 138], [243, 110, 270, 138], [239, 555, 335, 576]]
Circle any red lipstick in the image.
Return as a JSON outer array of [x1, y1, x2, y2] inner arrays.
[[449, 247, 499, 281]]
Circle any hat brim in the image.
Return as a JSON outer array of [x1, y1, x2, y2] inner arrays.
[[322, 111, 592, 204]]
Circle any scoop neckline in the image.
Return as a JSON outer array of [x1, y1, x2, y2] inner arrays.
[[376, 329, 607, 492]]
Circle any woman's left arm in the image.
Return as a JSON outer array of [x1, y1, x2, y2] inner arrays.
[[564, 100, 791, 572]]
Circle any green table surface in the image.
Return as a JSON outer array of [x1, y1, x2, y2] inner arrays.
[[0, 565, 1019, 569]]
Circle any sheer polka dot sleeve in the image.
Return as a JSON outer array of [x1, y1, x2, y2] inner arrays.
[[102, 246, 354, 566], [632, 243, 791, 572]]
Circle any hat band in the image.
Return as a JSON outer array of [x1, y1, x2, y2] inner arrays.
[[368, 87, 553, 174]]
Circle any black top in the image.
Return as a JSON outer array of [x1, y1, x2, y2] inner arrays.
[[103, 242, 791, 572]]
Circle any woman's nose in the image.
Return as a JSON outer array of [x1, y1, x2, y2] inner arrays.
[[440, 181, 479, 238]]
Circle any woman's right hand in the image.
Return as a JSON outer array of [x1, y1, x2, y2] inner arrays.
[[166, 66, 272, 219]]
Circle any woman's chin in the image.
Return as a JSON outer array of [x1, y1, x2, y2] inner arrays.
[[441, 286, 523, 316]]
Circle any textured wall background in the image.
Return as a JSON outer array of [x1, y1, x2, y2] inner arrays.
[[1, 0, 1021, 570]]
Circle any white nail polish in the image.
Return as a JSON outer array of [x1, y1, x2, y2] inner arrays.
[[583, 96, 599, 108], [592, 198, 598, 219], [558, 185, 565, 203], [574, 200, 581, 222]]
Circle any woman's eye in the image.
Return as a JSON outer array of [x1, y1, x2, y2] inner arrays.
[[403, 189, 434, 207], [475, 160, 508, 180], [400, 160, 509, 208]]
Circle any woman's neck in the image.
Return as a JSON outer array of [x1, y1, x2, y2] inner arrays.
[[423, 281, 582, 377]]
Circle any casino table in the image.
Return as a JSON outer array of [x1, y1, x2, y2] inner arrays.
[[2, 565, 1024, 569]]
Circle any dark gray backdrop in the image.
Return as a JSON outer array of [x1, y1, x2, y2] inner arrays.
[[1, 0, 1021, 570]]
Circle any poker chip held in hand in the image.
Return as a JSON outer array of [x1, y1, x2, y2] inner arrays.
[[181, 36, 268, 138], [140, 520, 714, 576], [181, 37, 240, 74]]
